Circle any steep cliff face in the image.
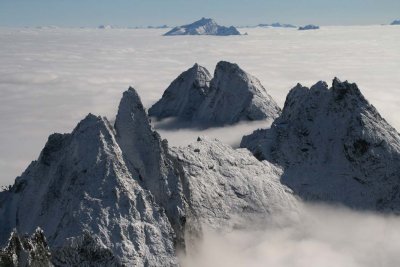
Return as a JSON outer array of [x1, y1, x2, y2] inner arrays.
[[0, 112, 178, 266], [148, 64, 212, 120], [241, 78, 400, 211], [149, 61, 281, 127]]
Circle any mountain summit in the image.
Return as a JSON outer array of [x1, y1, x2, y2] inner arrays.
[[149, 61, 281, 127], [164, 18, 241, 36]]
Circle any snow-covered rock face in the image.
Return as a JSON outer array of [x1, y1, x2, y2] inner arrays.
[[0, 112, 177, 266], [164, 18, 241, 36], [148, 64, 212, 120], [194, 61, 281, 125], [241, 78, 400, 212], [298, 24, 319, 30], [170, 137, 298, 234], [150, 61, 281, 127]]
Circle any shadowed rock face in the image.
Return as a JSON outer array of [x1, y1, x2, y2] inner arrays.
[[149, 61, 281, 127], [241, 78, 400, 212], [164, 18, 241, 36], [148, 64, 212, 120]]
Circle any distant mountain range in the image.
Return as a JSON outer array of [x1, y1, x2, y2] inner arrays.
[[257, 22, 297, 28]]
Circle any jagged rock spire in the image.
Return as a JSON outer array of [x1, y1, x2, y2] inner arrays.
[[114, 87, 188, 250]]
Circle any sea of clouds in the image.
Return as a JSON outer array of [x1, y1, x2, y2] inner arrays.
[[0, 26, 399, 187], [1, 25, 400, 265]]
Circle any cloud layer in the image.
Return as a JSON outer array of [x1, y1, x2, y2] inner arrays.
[[0, 26, 400, 186]]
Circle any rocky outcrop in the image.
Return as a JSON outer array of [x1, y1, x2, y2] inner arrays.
[[164, 18, 241, 36], [241, 78, 400, 212], [150, 61, 281, 127], [0, 228, 52, 267], [148, 64, 212, 120]]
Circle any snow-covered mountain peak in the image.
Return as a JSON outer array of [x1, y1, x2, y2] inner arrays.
[[149, 61, 281, 126], [0, 107, 178, 265], [241, 78, 400, 211], [164, 18, 241, 36]]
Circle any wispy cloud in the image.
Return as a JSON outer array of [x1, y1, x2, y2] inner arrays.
[[181, 203, 400, 267]]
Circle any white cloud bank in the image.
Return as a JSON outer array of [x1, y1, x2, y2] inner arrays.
[[0, 26, 400, 186], [181, 203, 400, 267]]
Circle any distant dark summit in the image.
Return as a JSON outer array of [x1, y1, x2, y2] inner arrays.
[[391, 20, 400, 25], [149, 61, 281, 127], [164, 18, 241, 36], [298, 24, 320, 30]]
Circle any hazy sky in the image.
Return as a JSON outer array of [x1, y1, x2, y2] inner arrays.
[[0, 0, 399, 27]]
